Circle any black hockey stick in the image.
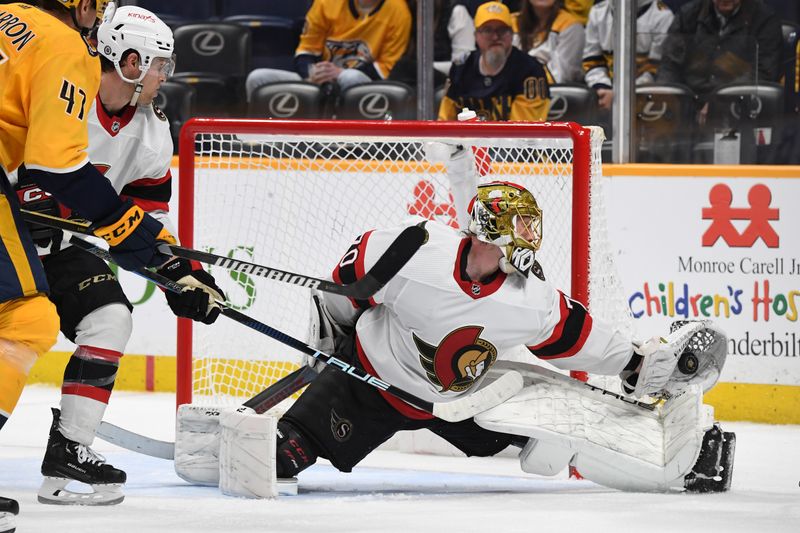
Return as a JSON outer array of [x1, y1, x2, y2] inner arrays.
[[96, 365, 319, 459], [67, 236, 522, 424], [19, 209, 427, 300]]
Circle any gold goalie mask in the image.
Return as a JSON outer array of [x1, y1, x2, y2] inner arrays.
[[468, 181, 543, 278]]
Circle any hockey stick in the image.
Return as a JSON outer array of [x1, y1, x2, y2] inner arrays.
[[19, 209, 426, 300], [96, 366, 319, 459], [66, 235, 521, 424]]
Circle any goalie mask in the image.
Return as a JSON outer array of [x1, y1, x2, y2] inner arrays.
[[468, 181, 543, 278], [97, 3, 175, 105]]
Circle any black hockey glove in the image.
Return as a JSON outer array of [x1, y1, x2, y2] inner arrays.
[[93, 199, 173, 271], [157, 258, 225, 324]]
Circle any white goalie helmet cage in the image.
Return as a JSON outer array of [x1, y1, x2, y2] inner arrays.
[[97, 3, 175, 85]]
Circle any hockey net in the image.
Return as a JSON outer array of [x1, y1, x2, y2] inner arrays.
[[176, 119, 632, 408]]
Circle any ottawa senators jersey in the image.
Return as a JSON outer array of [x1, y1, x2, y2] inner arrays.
[[297, 0, 411, 79], [325, 220, 633, 418], [0, 3, 100, 175], [438, 47, 550, 122]]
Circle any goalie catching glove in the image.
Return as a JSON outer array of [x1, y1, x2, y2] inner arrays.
[[92, 199, 174, 270], [621, 320, 728, 399], [157, 258, 225, 324]]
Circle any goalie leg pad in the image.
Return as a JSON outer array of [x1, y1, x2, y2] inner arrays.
[[219, 408, 278, 499], [477, 363, 713, 492], [518, 437, 576, 477], [174, 405, 222, 486]]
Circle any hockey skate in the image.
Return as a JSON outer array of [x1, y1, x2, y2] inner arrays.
[[684, 423, 736, 493], [0, 496, 19, 533], [38, 408, 126, 506]]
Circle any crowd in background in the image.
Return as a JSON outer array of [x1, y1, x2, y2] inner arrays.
[[3, 0, 798, 163]]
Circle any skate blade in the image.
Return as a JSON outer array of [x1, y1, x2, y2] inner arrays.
[[278, 477, 298, 496], [0, 512, 16, 533], [38, 477, 124, 506]]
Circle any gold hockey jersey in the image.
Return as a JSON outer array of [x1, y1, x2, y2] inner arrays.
[[0, 3, 100, 175], [297, 0, 412, 79]]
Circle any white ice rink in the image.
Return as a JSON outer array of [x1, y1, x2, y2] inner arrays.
[[1, 385, 798, 533]]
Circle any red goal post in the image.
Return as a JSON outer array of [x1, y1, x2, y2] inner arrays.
[[176, 118, 623, 409]]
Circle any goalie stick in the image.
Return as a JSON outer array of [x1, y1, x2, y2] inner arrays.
[[96, 366, 319, 459], [19, 209, 426, 300], [65, 235, 522, 424]]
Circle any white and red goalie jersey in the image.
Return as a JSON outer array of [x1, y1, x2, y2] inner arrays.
[[325, 219, 634, 419]]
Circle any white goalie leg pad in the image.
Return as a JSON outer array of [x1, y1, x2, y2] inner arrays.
[[174, 404, 223, 486], [219, 407, 278, 499], [476, 362, 713, 491]]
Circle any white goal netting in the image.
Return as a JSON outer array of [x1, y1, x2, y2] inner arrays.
[[177, 120, 632, 406]]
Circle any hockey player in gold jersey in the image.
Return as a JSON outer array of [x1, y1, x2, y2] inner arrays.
[[0, 2, 174, 523]]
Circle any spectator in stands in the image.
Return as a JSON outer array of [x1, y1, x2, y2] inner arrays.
[[657, 0, 783, 122], [244, 0, 412, 101], [515, 0, 585, 83], [583, 0, 674, 112], [389, 0, 475, 89], [438, 1, 550, 121], [563, 0, 592, 24]]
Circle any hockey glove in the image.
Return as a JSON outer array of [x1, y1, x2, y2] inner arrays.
[[93, 199, 173, 270], [158, 258, 225, 324]]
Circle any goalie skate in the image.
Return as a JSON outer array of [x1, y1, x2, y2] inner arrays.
[[684, 423, 736, 493], [0, 496, 18, 533], [38, 409, 126, 506]]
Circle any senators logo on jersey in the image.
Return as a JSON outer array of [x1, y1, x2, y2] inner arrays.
[[414, 326, 497, 393]]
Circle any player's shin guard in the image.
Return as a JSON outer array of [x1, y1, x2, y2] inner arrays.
[[59, 345, 122, 445], [275, 420, 318, 478]]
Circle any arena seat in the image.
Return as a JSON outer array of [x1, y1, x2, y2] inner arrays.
[[546, 83, 595, 125], [132, 0, 216, 28], [338, 81, 415, 120], [248, 82, 324, 119], [635, 83, 696, 163], [171, 23, 252, 116], [698, 82, 784, 164], [223, 15, 301, 70], [219, 0, 313, 21], [154, 81, 195, 152]]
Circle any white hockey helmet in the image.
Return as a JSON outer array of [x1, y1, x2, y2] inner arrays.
[[97, 3, 175, 85], [468, 181, 543, 278]]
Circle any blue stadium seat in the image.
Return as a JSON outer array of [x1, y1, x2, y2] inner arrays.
[[220, 0, 313, 21], [153, 81, 195, 152], [132, 0, 216, 28], [546, 83, 595, 125], [248, 82, 324, 119], [698, 82, 784, 164], [635, 83, 696, 163], [172, 23, 252, 116], [223, 15, 301, 70], [338, 82, 415, 120]]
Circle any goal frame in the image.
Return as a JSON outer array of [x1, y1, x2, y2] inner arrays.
[[176, 118, 593, 408]]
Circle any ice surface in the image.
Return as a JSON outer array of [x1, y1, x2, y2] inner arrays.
[[1, 386, 798, 533]]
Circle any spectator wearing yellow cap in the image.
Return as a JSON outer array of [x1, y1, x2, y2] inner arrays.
[[438, 1, 550, 121]]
